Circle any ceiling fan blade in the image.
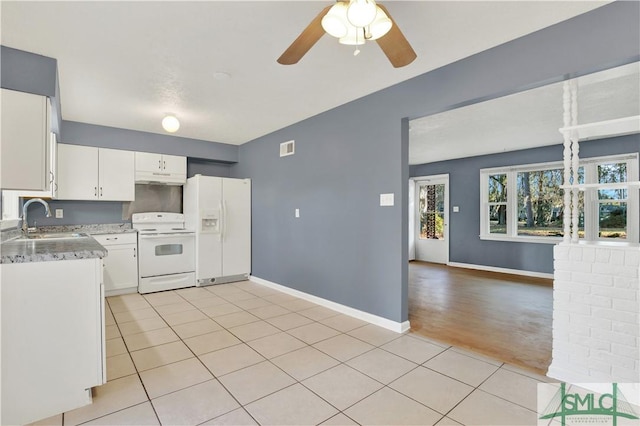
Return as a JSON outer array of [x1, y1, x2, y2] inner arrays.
[[277, 5, 332, 65], [375, 4, 417, 68]]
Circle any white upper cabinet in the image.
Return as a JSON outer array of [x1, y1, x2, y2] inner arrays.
[[8, 132, 59, 200], [98, 148, 135, 200], [57, 144, 134, 201], [1, 88, 51, 191], [162, 154, 187, 175], [135, 152, 186, 184], [57, 145, 99, 200]]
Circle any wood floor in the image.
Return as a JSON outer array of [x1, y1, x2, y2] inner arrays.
[[408, 261, 552, 375]]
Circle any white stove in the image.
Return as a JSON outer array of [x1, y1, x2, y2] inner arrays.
[[132, 212, 196, 294]]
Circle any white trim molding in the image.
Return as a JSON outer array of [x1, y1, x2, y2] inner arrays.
[[0, 219, 20, 231], [249, 275, 411, 333], [447, 262, 554, 280]]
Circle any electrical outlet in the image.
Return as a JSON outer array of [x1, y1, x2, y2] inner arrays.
[[55, 209, 63, 219], [380, 193, 394, 206]]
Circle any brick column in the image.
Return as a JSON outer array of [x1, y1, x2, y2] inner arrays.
[[549, 243, 640, 383]]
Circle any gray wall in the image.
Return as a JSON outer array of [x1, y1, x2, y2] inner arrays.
[[234, 108, 406, 322], [188, 158, 232, 178], [62, 121, 238, 163], [25, 200, 126, 226], [1, 45, 62, 135], [233, 2, 640, 323], [410, 134, 640, 274]]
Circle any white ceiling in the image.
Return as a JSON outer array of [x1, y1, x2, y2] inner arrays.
[[1, 1, 610, 146], [409, 61, 640, 165]]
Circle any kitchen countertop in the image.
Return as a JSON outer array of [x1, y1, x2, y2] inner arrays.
[[36, 223, 136, 235], [1, 235, 107, 264], [0, 223, 134, 264]]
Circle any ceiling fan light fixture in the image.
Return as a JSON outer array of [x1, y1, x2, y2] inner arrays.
[[162, 115, 180, 133], [346, 0, 377, 28], [367, 9, 392, 40], [339, 26, 366, 45], [277, 1, 416, 67], [321, 3, 349, 38]]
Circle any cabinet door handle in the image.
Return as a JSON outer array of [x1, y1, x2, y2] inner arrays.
[[133, 247, 136, 258], [158, 159, 162, 170], [163, 160, 166, 170], [100, 187, 103, 197], [94, 187, 98, 197], [106, 237, 118, 241]]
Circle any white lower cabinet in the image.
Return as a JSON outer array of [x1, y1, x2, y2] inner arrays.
[[1, 258, 105, 425], [93, 233, 138, 296]]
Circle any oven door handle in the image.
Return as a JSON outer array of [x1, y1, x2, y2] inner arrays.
[[139, 233, 194, 239]]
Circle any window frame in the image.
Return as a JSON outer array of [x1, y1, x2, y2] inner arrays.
[[479, 153, 639, 244]]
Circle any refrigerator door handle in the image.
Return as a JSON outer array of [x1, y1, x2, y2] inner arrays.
[[219, 201, 224, 242], [222, 200, 228, 241]]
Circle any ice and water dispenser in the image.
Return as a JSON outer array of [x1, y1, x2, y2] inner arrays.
[[200, 209, 220, 234]]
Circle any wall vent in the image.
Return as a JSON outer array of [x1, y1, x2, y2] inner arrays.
[[280, 140, 295, 157]]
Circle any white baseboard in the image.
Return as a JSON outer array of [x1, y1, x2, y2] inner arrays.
[[105, 287, 138, 297], [249, 275, 410, 334], [447, 262, 554, 280]]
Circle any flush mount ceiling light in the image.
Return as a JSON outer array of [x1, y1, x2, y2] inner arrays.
[[213, 71, 232, 81], [162, 115, 180, 133], [277, 0, 415, 68]]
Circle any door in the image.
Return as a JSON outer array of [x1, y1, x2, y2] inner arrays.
[[1, 89, 50, 191], [137, 233, 196, 277], [415, 175, 449, 264], [98, 148, 134, 201], [161, 154, 186, 175], [193, 176, 223, 282], [135, 152, 162, 173], [102, 245, 138, 292], [221, 178, 251, 276], [57, 144, 99, 200]]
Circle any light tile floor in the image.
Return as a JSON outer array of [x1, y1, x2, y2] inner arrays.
[[33, 281, 555, 425]]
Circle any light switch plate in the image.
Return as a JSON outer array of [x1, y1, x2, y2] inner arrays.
[[380, 193, 394, 206], [295, 208, 300, 218], [453, 206, 460, 213], [55, 209, 63, 218]]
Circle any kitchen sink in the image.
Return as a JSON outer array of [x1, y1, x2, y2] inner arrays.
[[14, 232, 89, 241]]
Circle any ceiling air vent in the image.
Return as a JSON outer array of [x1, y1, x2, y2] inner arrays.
[[280, 140, 295, 157]]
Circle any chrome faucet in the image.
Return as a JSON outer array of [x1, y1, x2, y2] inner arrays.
[[21, 198, 51, 234]]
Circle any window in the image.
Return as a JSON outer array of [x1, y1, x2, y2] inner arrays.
[[488, 174, 507, 235], [418, 183, 445, 239], [515, 168, 582, 238], [480, 154, 638, 243], [597, 162, 628, 239]]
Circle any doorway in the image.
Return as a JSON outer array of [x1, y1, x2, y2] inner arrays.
[[410, 174, 449, 264]]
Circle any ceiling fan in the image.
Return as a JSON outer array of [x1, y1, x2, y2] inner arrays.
[[277, 0, 417, 68]]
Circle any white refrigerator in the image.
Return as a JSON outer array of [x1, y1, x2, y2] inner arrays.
[[183, 175, 251, 286]]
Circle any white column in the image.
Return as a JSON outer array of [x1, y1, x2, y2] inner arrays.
[[570, 80, 580, 243], [562, 81, 572, 243]]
